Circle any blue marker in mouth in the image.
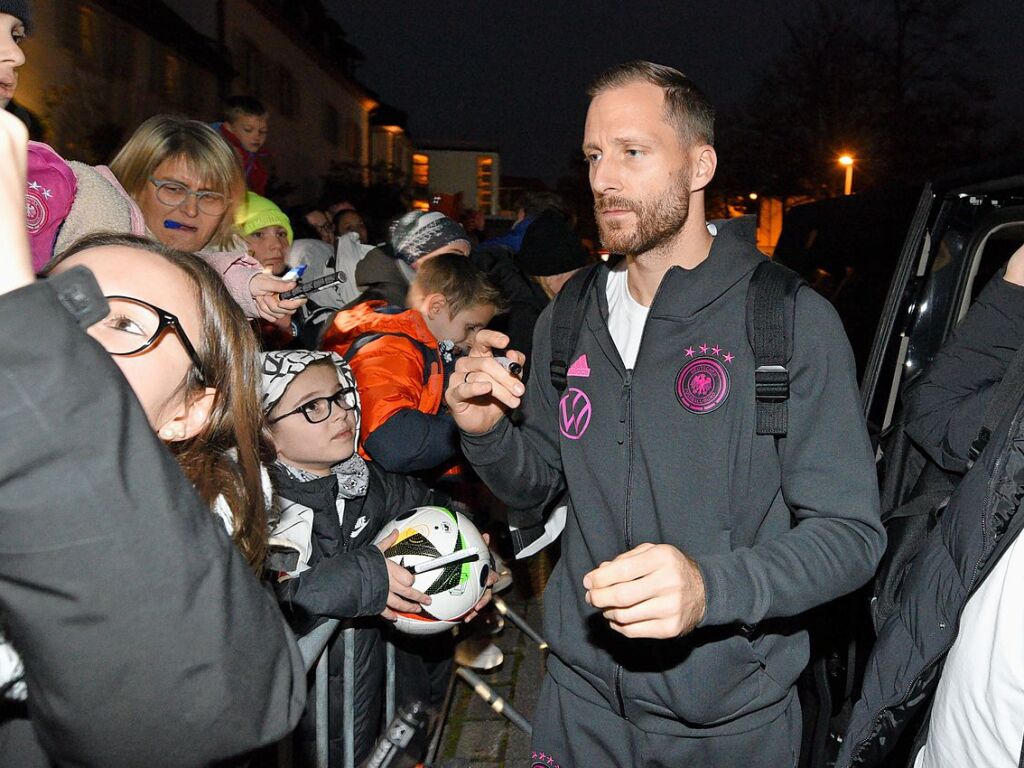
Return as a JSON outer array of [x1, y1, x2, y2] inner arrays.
[[164, 220, 186, 230]]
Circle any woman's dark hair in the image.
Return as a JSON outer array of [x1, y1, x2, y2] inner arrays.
[[49, 232, 272, 571]]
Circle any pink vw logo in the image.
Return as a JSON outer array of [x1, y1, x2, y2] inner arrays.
[[559, 387, 592, 440]]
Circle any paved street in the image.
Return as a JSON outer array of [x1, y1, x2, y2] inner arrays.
[[435, 548, 554, 767]]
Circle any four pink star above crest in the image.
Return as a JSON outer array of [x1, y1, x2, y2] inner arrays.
[[686, 344, 734, 363]]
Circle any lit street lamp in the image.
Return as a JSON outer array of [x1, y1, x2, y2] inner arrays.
[[838, 154, 855, 195]]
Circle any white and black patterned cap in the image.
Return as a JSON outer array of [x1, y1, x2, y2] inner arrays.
[[259, 350, 360, 429]]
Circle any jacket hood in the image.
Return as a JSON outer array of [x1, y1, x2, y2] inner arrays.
[[616, 228, 764, 321], [325, 300, 437, 350]]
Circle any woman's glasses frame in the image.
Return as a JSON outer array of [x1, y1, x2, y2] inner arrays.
[[147, 176, 229, 216]]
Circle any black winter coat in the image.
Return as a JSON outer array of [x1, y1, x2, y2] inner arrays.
[[0, 268, 305, 767], [837, 271, 1024, 766], [269, 462, 445, 765]]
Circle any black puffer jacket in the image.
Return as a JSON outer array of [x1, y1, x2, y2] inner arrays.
[[270, 462, 445, 766], [837, 272, 1024, 766]]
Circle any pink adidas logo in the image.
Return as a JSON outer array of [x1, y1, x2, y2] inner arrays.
[[567, 354, 590, 378]]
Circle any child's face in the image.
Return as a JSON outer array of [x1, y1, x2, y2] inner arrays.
[[227, 114, 268, 153], [335, 211, 367, 244], [427, 301, 496, 354], [245, 225, 290, 276], [269, 364, 357, 476]]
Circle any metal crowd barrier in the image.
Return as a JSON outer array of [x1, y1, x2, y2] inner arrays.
[[281, 619, 396, 768], [279, 553, 544, 767]]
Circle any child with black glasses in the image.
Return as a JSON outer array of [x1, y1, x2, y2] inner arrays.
[[260, 350, 492, 764]]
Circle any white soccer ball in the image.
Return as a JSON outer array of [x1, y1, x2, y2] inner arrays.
[[374, 506, 491, 635]]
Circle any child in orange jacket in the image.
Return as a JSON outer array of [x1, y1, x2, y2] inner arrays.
[[320, 253, 502, 474]]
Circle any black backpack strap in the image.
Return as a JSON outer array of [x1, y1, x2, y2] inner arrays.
[[342, 331, 437, 386], [967, 342, 1024, 467], [550, 263, 602, 393], [746, 260, 805, 436]]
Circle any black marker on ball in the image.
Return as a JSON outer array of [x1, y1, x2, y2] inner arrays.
[[493, 356, 523, 379]]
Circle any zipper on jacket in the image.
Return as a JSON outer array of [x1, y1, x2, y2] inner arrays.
[[612, 369, 635, 722], [848, 406, 1024, 765], [622, 368, 634, 549], [607, 271, 671, 725], [614, 665, 627, 719]]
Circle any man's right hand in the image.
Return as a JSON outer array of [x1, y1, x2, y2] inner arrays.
[[444, 329, 526, 435]]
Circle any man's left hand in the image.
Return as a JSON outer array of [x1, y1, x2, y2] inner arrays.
[[583, 543, 707, 639]]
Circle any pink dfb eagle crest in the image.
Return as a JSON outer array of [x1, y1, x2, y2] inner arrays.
[[676, 357, 730, 414], [690, 372, 714, 396]]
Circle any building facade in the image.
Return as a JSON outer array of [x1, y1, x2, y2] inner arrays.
[[369, 103, 414, 185], [17, 0, 228, 163], [214, 0, 377, 200], [413, 142, 501, 216], [17, 0, 380, 203]]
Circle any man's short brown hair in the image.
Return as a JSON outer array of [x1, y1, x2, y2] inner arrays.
[[414, 253, 504, 316], [587, 60, 715, 147]]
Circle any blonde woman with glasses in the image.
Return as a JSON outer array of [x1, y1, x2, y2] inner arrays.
[[107, 115, 304, 323], [38, 115, 302, 323]]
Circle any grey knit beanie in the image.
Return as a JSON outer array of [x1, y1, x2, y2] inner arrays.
[[0, 1, 31, 32], [388, 211, 469, 266]]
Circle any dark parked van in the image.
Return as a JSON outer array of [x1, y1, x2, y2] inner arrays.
[[774, 162, 1024, 766]]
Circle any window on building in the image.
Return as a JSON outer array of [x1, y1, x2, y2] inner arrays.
[[345, 120, 361, 161], [162, 54, 181, 100], [60, 5, 97, 59], [277, 65, 299, 118], [324, 104, 340, 145], [477, 156, 494, 212], [103, 19, 133, 79], [185, 64, 206, 114], [412, 153, 429, 187], [239, 37, 262, 99]]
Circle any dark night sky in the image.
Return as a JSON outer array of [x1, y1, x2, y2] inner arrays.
[[329, 1, 1024, 186]]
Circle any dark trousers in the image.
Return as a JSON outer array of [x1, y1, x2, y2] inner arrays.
[[530, 674, 801, 768]]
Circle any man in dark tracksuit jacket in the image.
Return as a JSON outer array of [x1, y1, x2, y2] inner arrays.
[[837, 257, 1024, 767], [446, 62, 885, 767], [0, 268, 306, 766]]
